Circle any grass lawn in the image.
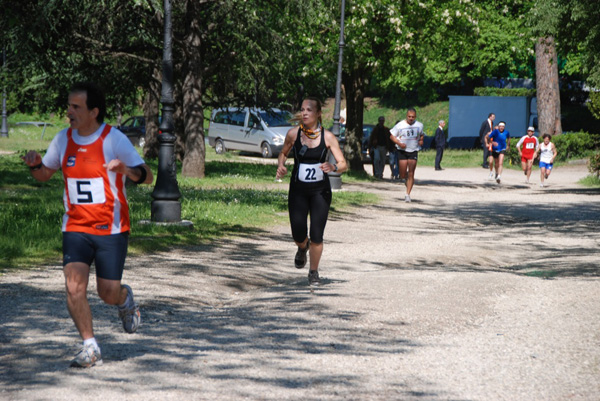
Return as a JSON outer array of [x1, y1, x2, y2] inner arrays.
[[0, 126, 376, 270]]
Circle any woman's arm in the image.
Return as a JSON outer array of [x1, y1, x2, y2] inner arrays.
[[322, 131, 347, 173], [276, 128, 297, 179]]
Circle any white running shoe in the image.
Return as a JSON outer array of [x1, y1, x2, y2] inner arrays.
[[70, 343, 102, 368], [540, 183, 544, 187], [488, 171, 494, 180], [496, 175, 501, 184], [118, 285, 141, 333], [405, 194, 411, 203]]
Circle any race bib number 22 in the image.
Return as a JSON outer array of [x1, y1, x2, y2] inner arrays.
[[298, 163, 324, 183]]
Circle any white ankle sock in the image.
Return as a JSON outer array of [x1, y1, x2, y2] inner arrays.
[[83, 337, 98, 348]]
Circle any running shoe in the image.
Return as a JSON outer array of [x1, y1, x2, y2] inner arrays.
[[488, 171, 494, 180], [118, 285, 141, 333], [405, 194, 411, 203], [70, 343, 102, 368], [294, 239, 310, 269], [540, 183, 544, 187], [308, 270, 321, 286], [496, 175, 501, 184]]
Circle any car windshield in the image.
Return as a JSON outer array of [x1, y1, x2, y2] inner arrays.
[[259, 111, 293, 127]]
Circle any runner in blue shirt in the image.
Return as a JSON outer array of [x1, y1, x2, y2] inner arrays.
[[485, 121, 510, 184]]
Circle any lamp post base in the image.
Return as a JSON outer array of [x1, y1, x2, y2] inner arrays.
[[151, 200, 182, 223]]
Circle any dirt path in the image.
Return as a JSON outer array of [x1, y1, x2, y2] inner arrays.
[[1, 164, 599, 401]]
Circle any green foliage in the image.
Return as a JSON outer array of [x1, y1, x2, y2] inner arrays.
[[552, 131, 596, 161], [555, 0, 600, 89], [578, 174, 600, 187], [505, 143, 521, 166], [588, 152, 600, 177], [588, 92, 600, 121], [474, 87, 536, 97]]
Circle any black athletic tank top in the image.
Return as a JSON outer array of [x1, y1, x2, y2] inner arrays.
[[291, 127, 330, 188]]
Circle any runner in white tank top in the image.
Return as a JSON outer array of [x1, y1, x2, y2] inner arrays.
[[534, 134, 558, 187]]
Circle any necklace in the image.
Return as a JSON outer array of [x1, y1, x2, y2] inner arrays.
[[300, 124, 321, 139]]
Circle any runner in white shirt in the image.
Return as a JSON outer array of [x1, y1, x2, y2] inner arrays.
[[389, 108, 424, 202], [533, 133, 558, 187]]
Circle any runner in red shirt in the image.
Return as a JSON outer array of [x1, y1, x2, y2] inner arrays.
[[516, 126, 539, 184]]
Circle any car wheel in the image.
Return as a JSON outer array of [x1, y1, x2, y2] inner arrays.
[[138, 135, 146, 148], [215, 139, 226, 154], [261, 142, 272, 158]]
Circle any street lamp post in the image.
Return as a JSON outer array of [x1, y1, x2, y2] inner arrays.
[[329, 0, 346, 190], [151, 0, 182, 222], [1, 47, 8, 138]]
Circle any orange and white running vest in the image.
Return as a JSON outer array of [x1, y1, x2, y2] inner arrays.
[[61, 124, 130, 235]]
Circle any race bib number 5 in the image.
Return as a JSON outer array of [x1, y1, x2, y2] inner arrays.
[[67, 177, 106, 205], [298, 163, 324, 183]]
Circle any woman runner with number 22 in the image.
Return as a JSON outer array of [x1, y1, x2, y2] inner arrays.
[[276, 97, 347, 286]]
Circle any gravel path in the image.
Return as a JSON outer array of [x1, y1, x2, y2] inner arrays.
[[1, 163, 599, 401]]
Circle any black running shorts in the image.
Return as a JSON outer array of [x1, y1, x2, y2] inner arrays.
[[62, 232, 129, 280]]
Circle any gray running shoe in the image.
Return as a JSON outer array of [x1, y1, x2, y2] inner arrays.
[[405, 194, 411, 203], [70, 343, 102, 368], [118, 285, 141, 333], [294, 239, 310, 269], [308, 270, 321, 286]]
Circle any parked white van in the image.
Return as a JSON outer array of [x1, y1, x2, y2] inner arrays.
[[207, 108, 294, 158]]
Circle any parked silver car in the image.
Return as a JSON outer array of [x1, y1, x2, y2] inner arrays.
[[207, 108, 293, 158]]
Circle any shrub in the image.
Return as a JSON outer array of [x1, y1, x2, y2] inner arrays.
[[552, 131, 595, 162], [474, 87, 536, 97], [506, 142, 520, 166], [588, 152, 600, 177], [589, 92, 600, 120]]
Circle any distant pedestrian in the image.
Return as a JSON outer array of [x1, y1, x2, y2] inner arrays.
[[368, 116, 391, 179], [21, 82, 153, 368], [479, 113, 495, 171], [516, 126, 538, 184], [434, 120, 446, 170], [485, 121, 510, 184], [534, 134, 558, 187], [390, 108, 424, 202], [387, 120, 400, 180]]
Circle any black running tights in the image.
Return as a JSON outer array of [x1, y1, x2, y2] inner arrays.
[[288, 186, 332, 244]]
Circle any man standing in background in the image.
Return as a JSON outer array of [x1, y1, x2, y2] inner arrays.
[[368, 116, 391, 179], [434, 120, 446, 171], [479, 112, 495, 169]]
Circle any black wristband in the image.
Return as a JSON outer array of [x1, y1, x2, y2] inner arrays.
[[134, 165, 147, 184], [29, 162, 43, 171]]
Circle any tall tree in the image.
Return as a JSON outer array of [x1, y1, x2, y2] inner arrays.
[[530, 0, 562, 136], [555, 0, 600, 89], [336, 0, 484, 170], [1, 0, 336, 177]]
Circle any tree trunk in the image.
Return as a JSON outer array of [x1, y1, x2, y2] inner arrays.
[[180, 9, 206, 178], [535, 36, 562, 136], [342, 69, 366, 172]]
